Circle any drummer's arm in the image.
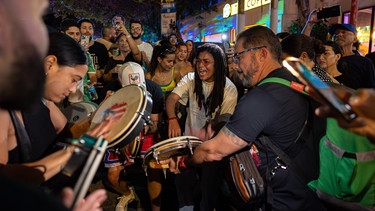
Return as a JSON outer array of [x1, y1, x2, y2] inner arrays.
[[165, 93, 181, 138], [0, 146, 75, 185], [189, 126, 247, 164]]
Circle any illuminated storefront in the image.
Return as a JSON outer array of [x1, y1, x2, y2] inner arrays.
[[179, 1, 238, 44], [179, 0, 375, 55], [180, 0, 285, 44]]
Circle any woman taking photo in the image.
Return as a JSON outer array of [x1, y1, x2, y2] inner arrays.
[[102, 32, 141, 84]]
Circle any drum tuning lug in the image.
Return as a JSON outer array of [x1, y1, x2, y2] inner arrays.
[[187, 138, 193, 155], [142, 164, 148, 176], [152, 148, 159, 163], [163, 169, 167, 179], [142, 114, 153, 126]]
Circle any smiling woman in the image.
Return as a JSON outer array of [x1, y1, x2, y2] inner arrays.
[[165, 42, 238, 210]]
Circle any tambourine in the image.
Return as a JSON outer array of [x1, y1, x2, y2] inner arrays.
[[143, 136, 202, 171]]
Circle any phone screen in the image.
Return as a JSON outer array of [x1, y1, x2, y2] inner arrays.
[[283, 57, 357, 121], [80, 35, 90, 46]]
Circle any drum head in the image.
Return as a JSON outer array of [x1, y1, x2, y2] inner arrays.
[[90, 85, 145, 147], [62, 102, 98, 123], [144, 136, 202, 167]]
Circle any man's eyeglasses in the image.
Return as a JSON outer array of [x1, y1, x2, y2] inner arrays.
[[131, 27, 142, 31], [195, 59, 214, 66], [169, 38, 178, 41], [233, 46, 266, 64]]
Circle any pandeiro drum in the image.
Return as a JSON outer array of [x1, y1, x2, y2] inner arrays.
[[143, 136, 202, 171], [90, 84, 152, 148], [62, 101, 98, 123]]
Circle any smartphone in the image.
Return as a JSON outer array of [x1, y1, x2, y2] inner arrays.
[[114, 22, 121, 30], [317, 5, 341, 19], [282, 57, 357, 121], [80, 35, 90, 46]]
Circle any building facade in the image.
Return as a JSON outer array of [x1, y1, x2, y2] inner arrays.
[[179, 0, 375, 55]]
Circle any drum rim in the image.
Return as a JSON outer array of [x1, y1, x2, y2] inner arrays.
[[107, 85, 149, 147], [143, 140, 202, 165], [144, 140, 202, 156], [143, 136, 202, 164], [147, 136, 201, 149], [92, 85, 148, 147]]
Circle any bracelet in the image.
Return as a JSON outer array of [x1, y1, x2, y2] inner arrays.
[[168, 116, 178, 123]]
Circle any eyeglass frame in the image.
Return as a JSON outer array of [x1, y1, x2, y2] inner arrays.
[[233, 46, 267, 64]]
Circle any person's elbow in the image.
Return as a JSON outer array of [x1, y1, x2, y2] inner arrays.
[[205, 151, 226, 162]]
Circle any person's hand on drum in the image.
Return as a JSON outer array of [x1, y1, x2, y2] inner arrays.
[[60, 187, 107, 211], [159, 156, 187, 174], [85, 116, 113, 139], [168, 117, 181, 138]]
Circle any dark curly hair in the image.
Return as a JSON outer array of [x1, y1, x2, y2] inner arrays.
[[194, 43, 227, 117]]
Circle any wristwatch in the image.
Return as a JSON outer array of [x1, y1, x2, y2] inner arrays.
[[126, 34, 131, 39]]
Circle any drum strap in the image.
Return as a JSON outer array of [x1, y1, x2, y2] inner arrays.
[[9, 110, 32, 162]]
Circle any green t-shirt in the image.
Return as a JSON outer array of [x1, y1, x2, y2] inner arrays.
[[308, 118, 375, 206], [83, 52, 96, 102]]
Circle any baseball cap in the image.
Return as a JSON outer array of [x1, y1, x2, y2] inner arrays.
[[118, 62, 146, 88], [328, 23, 357, 35]]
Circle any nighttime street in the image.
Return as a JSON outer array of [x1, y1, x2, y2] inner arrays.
[[0, 0, 374, 211]]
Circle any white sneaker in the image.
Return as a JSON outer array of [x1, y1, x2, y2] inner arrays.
[[115, 189, 135, 211]]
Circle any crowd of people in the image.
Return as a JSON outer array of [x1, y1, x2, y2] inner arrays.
[[0, 1, 374, 211]]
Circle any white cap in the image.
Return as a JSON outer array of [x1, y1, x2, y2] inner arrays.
[[118, 62, 146, 88]]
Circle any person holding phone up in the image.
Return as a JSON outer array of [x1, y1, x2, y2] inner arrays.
[[302, 7, 375, 89]]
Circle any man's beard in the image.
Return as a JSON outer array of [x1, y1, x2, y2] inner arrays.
[[241, 59, 259, 88], [131, 34, 141, 40], [0, 41, 45, 110], [109, 36, 116, 43]]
